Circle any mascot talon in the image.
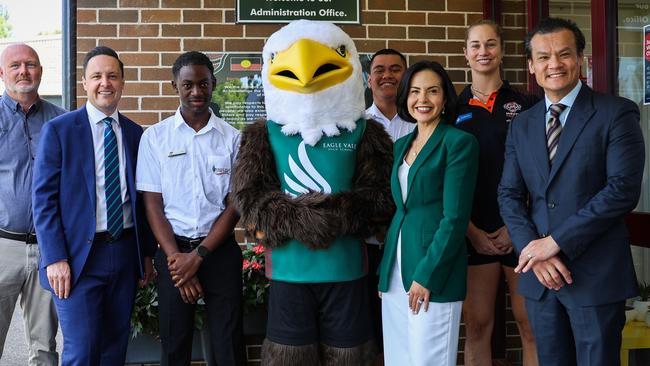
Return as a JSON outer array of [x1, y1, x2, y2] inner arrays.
[[232, 19, 393, 365]]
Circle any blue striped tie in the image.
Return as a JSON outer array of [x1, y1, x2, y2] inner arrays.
[[103, 117, 123, 239]]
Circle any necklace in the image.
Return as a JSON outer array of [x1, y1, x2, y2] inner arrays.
[[409, 128, 435, 157], [410, 140, 420, 156], [471, 80, 503, 98]]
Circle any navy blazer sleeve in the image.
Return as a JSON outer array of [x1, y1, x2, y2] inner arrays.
[[32, 120, 69, 266], [498, 118, 540, 253]]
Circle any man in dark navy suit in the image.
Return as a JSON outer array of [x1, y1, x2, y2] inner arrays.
[[498, 18, 645, 366], [32, 46, 155, 365]]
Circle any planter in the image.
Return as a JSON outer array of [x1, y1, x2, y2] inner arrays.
[[125, 329, 215, 365], [243, 306, 268, 336], [633, 300, 650, 321], [125, 333, 160, 364]]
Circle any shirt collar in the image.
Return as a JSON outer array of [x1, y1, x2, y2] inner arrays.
[[86, 101, 120, 126], [366, 103, 396, 123], [173, 107, 224, 136], [2, 90, 42, 114], [545, 80, 582, 112]]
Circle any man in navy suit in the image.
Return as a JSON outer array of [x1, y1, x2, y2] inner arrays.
[[498, 18, 645, 366], [32, 46, 155, 365]]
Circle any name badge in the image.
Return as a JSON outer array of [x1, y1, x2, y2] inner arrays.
[[168, 150, 186, 157], [455, 112, 472, 125]]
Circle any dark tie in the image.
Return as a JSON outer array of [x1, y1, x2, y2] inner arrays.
[[546, 103, 567, 163], [103, 117, 123, 239]]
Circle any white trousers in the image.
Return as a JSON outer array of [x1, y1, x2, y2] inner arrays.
[[381, 260, 462, 366]]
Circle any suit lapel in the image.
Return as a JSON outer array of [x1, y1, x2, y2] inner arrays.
[[392, 132, 414, 209], [528, 102, 551, 182], [74, 106, 97, 211], [548, 85, 595, 183], [405, 123, 446, 205]]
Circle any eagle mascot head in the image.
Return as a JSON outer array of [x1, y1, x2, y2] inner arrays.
[[262, 19, 366, 146]]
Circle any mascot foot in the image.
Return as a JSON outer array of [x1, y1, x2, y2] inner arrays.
[[261, 339, 319, 366], [320, 339, 377, 366]]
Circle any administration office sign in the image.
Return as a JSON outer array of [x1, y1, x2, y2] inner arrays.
[[237, 0, 359, 23]]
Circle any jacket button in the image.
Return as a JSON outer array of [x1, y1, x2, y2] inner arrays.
[[547, 202, 556, 209]]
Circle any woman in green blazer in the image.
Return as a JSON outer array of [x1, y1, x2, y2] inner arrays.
[[378, 61, 479, 366]]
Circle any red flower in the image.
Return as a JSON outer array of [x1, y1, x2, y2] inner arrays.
[[251, 261, 262, 270], [253, 245, 265, 254], [242, 259, 250, 270]]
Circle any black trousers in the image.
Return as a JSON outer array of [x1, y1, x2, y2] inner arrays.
[[155, 236, 244, 366], [366, 243, 383, 351]]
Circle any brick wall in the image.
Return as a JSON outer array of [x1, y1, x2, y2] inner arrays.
[[76, 0, 530, 364], [76, 0, 530, 123]]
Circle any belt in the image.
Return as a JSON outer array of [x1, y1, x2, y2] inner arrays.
[[174, 235, 205, 250], [93, 227, 134, 244], [0, 229, 37, 244]]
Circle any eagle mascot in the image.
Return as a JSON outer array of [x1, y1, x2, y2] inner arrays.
[[232, 19, 394, 365]]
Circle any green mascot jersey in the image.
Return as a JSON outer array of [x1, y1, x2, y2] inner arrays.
[[265, 119, 367, 283]]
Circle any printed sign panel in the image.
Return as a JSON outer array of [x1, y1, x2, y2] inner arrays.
[[643, 24, 650, 105], [211, 53, 266, 129], [237, 0, 359, 24], [212, 52, 373, 129]]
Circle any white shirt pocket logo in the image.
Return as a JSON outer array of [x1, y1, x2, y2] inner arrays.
[[212, 166, 230, 175]]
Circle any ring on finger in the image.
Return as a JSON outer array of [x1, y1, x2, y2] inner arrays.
[[527, 253, 533, 259], [417, 298, 424, 304]]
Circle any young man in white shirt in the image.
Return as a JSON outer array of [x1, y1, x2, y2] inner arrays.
[[365, 49, 414, 142], [136, 51, 244, 365], [364, 49, 414, 354]]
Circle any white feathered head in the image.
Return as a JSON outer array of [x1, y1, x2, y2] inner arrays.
[[262, 19, 366, 146]]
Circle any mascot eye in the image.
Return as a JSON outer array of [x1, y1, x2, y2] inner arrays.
[[335, 45, 346, 57], [270, 52, 276, 63]]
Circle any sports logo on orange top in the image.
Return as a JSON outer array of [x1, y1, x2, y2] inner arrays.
[[231, 57, 262, 71]]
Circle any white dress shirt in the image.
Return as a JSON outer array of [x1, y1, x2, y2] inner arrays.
[[366, 103, 415, 142], [85, 102, 133, 231], [136, 108, 241, 238], [544, 80, 582, 128]]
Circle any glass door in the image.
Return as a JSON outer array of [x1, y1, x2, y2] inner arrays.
[[617, 0, 650, 283]]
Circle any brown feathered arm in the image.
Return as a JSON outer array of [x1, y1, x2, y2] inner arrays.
[[328, 119, 395, 238], [231, 121, 340, 249]]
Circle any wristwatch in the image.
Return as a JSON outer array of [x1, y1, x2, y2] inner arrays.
[[195, 244, 209, 258]]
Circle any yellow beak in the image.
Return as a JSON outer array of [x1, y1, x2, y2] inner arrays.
[[268, 39, 353, 94]]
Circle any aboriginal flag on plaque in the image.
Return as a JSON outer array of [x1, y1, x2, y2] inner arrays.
[[231, 56, 262, 71]]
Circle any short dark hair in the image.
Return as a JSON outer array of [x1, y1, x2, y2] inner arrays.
[[397, 60, 458, 124], [524, 17, 585, 59], [172, 51, 215, 79], [369, 48, 407, 69], [82, 46, 124, 77]]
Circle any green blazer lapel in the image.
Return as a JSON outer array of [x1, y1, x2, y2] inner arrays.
[[405, 123, 447, 204], [392, 132, 415, 209]]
